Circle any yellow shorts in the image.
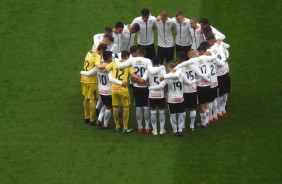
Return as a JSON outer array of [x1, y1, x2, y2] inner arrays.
[[81, 83, 98, 99], [112, 90, 130, 107]]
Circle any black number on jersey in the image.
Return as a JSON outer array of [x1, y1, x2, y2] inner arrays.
[[217, 55, 222, 60], [186, 71, 195, 80], [84, 61, 90, 71], [210, 64, 216, 76], [200, 65, 206, 74], [153, 76, 159, 85], [134, 67, 146, 77], [115, 69, 125, 80], [172, 81, 182, 91], [98, 74, 107, 85]]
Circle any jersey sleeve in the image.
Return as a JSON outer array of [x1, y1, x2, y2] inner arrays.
[[148, 80, 167, 90], [175, 58, 197, 70], [80, 67, 97, 76], [164, 68, 182, 79], [106, 62, 113, 72], [142, 70, 149, 80], [128, 66, 135, 74], [114, 58, 131, 69], [181, 73, 196, 85], [212, 26, 225, 40], [108, 71, 122, 85]]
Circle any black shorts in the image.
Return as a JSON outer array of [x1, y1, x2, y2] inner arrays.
[[197, 86, 211, 104], [149, 98, 166, 109], [157, 46, 174, 64], [168, 102, 185, 114], [133, 86, 149, 107], [100, 94, 112, 107], [210, 87, 218, 101], [183, 92, 197, 109], [138, 44, 156, 59], [175, 44, 192, 60], [217, 73, 231, 97]]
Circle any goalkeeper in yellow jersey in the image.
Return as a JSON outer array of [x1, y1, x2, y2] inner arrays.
[[80, 44, 107, 125], [105, 50, 145, 134]]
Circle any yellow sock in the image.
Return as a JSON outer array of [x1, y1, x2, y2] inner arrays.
[[123, 106, 129, 130], [113, 107, 120, 128], [83, 99, 90, 119], [89, 99, 97, 122]]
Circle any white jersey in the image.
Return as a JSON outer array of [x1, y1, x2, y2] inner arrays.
[[129, 57, 151, 88], [207, 58, 218, 88], [146, 69, 167, 98], [132, 16, 156, 45], [92, 33, 118, 54], [97, 70, 111, 95], [162, 76, 184, 103], [172, 17, 192, 46], [202, 25, 225, 41], [154, 18, 175, 47], [216, 46, 228, 76], [120, 25, 136, 51], [181, 65, 197, 93], [189, 26, 204, 50], [113, 32, 121, 53]]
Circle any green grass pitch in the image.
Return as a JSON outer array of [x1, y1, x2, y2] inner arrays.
[[0, 0, 281, 183]]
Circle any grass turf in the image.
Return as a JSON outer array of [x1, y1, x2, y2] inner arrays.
[[0, 0, 281, 183]]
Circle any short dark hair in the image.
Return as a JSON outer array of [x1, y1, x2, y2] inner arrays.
[[132, 23, 140, 33], [199, 41, 209, 49], [129, 45, 138, 53], [115, 21, 124, 29], [200, 18, 209, 25], [168, 60, 177, 68], [141, 8, 150, 16], [197, 45, 207, 52], [97, 43, 107, 52], [152, 56, 161, 65], [202, 25, 212, 34], [176, 51, 186, 61], [121, 50, 130, 59], [137, 46, 146, 56], [103, 34, 114, 42], [175, 11, 183, 17], [103, 51, 113, 61], [104, 26, 113, 33]]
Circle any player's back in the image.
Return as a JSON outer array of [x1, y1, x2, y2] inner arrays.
[[148, 69, 166, 98], [81, 51, 100, 84], [97, 69, 111, 95], [166, 76, 184, 103], [181, 65, 197, 93], [130, 57, 150, 87]]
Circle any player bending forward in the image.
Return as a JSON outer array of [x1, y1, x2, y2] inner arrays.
[[149, 61, 192, 136], [142, 56, 167, 135], [105, 51, 144, 134]]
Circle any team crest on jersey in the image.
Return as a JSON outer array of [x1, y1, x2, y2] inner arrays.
[[136, 60, 143, 65], [186, 64, 192, 69], [198, 58, 204, 64]]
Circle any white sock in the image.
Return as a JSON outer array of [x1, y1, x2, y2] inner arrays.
[[170, 114, 178, 133], [200, 112, 206, 126], [136, 107, 143, 128], [96, 97, 103, 109], [208, 103, 213, 120], [190, 110, 196, 129], [182, 111, 186, 129], [150, 110, 157, 131], [178, 113, 184, 132], [144, 107, 150, 129], [212, 99, 218, 117], [205, 109, 209, 124], [104, 109, 111, 126], [217, 97, 222, 114], [98, 106, 106, 121], [222, 94, 228, 112], [159, 110, 165, 131]]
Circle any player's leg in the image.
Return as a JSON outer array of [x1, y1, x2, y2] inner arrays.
[[121, 92, 133, 134], [168, 103, 178, 135], [159, 98, 166, 135], [82, 83, 90, 123], [177, 103, 185, 135], [89, 84, 98, 125], [157, 46, 165, 64], [149, 98, 157, 135], [212, 99, 218, 121], [133, 87, 143, 132], [165, 46, 174, 64], [189, 110, 196, 131], [95, 97, 103, 116], [143, 88, 150, 133], [96, 105, 105, 127], [112, 91, 121, 131], [102, 95, 113, 128]]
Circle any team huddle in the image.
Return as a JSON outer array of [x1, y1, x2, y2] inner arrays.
[[80, 8, 231, 136]]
